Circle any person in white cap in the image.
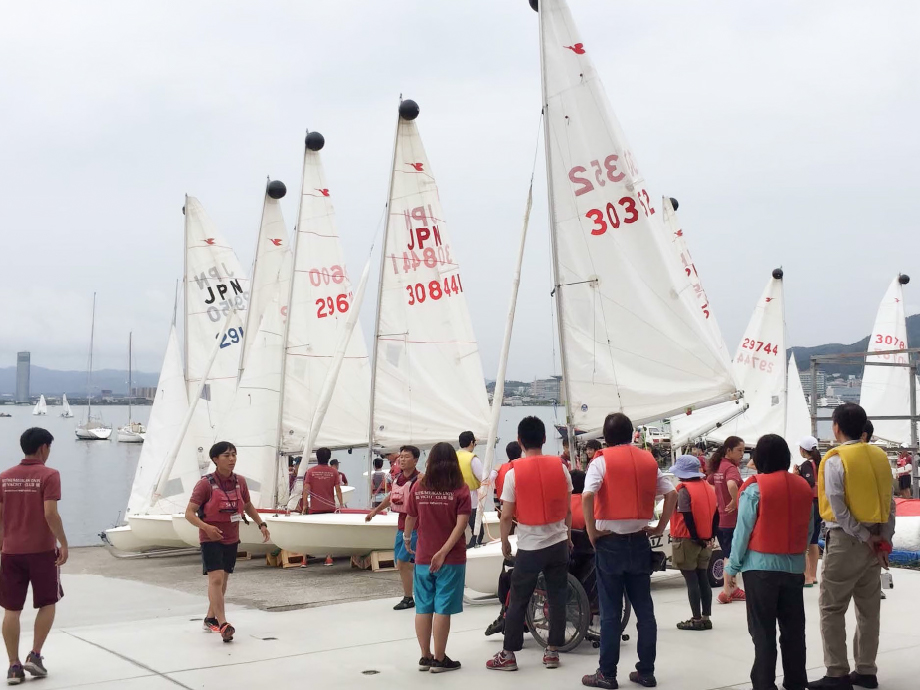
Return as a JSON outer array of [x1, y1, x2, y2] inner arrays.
[[793, 436, 822, 586]]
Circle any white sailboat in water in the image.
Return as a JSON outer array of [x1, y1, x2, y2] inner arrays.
[[76, 294, 112, 440], [60, 394, 73, 418], [117, 332, 146, 443], [32, 395, 47, 416]]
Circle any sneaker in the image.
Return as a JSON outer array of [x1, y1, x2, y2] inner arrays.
[[23, 653, 46, 678], [848, 672, 878, 689], [430, 656, 461, 673], [543, 649, 560, 669], [485, 614, 505, 636], [202, 617, 220, 633], [324, 556, 334, 566], [731, 588, 746, 602], [807, 677, 853, 689], [486, 650, 518, 671], [220, 622, 235, 643], [5, 665, 24, 686], [583, 671, 617, 689], [629, 671, 657, 687], [418, 657, 433, 672], [880, 591, 886, 600], [717, 590, 733, 604], [393, 597, 415, 611]]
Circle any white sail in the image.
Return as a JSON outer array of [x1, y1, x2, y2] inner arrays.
[[369, 103, 491, 449], [241, 180, 292, 374], [538, 0, 737, 431], [127, 326, 204, 516], [183, 196, 250, 448], [785, 354, 812, 447], [281, 134, 370, 452], [670, 273, 787, 447], [33, 395, 47, 416], [61, 394, 73, 418], [860, 276, 913, 444]]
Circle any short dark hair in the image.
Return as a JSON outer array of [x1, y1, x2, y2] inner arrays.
[[753, 434, 791, 474], [863, 419, 874, 442], [585, 439, 602, 454], [517, 416, 546, 451], [459, 431, 476, 448], [422, 442, 464, 492], [505, 441, 522, 461], [330, 459, 339, 466], [373, 457, 384, 470], [316, 447, 332, 464], [20, 427, 53, 455], [209, 441, 237, 459], [603, 413, 633, 446], [570, 469, 586, 494], [832, 403, 867, 441], [400, 445, 421, 460]]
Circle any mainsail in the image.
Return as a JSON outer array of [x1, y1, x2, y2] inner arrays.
[[538, 0, 737, 432], [368, 100, 491, 449]]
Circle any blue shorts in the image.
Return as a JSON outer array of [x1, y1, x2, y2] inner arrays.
[[394, 529, 417, 563], [413, 563, 465, 616]]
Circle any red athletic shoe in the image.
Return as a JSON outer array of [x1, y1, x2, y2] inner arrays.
[[486, 651, 518, 671], [731, 588, 746, 602]]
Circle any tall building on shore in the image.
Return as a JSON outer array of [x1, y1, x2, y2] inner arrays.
[[16, 352, 30, 403]]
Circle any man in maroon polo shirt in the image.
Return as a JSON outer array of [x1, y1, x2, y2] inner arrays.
[[0, 428, 68, 685], [303, 448, 343, 514]]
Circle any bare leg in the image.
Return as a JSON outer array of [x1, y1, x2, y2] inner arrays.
[[2, 610, 21, 665], [806, 545, 820, 584], [207, 570, 227, 625], [31, 606, 55, 655], [433, 613, 451, 661], [398, 561, 414, 598], [415, 613, 433, 659]]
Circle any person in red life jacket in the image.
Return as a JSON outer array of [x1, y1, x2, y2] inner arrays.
[[366, 445, 421, 610], [707, 435, 747, 605], [302, 447, 342, 515], [724, 434, 813, 690], [404, 442, 471, 673], [0, 428, 67, 685], [793, 436, 821, 587], [668, 455, 719, 632], [329, 459, 348, 486], [581, 413, 677, 690], [486, 416, 573, 672], [185, 441, 270, 643]]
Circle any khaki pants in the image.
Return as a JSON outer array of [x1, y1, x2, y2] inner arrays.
[[819, 529, 882, 676]]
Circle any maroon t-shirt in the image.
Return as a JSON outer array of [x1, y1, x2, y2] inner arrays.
[[407, 483, 471, 566], [0, 459, 62, 555], [712, 459, 742, 528], [305, 464, 341, 514], [190, 474, 251, 545]]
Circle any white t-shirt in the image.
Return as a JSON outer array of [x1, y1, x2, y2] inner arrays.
[[584, 456, 675, 534], [500, 463, 573, 552]]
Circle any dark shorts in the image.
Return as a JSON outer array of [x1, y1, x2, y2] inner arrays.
[[201, 542, 238, 575], [810, 501, 821, 545], [899, 475, 911, 491], [716, 527, 734, 561], [0, 550, 63, 611]]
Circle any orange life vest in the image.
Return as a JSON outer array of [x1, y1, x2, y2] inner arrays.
[[513, 455, 570, 526], [571, 493, 586, 530], [741, 472, 813, 554], [495, 462, 513, 504], [594, 445, 659, 521], [670, 481, 717, 540]]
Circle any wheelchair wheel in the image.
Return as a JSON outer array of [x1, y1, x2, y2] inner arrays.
[[708, 549, 725, 589], [587, 594, 631, 645], [526, 572, 590, 653]]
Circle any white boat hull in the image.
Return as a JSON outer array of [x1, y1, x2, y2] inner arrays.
[[116, 429, 146, 443], [75, 426, 112, 440], [127, 514, 188, 549], [103, 525, 164, 553], [171, 514, 276, 555]]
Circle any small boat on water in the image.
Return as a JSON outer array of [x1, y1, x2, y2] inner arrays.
[[117, 333, 146, 443], [60, 394, 74, 418], [0, 412, 11, 418], [32, 395, 47, 416], [76, 294, 113, 441]]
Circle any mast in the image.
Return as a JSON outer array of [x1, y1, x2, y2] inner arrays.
[[366, 98, 405, 474], [776, 267, 788, 439], [241, 177, 270, 381], [182, 197, 189, 383], [536, 4, 577, 450], [172, 278, 179, 327], [87, 292, 96, 420], [127, 332, 133, 424]]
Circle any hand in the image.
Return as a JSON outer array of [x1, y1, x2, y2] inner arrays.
[[792, 464, 800, 475], [204, 524, 223, 541], [867, 533, 883, 549], [404, 536, 415, 555], [429, 550, 446, 573], [694, 539, 707, 548], [501, 539, 513, 560], [643, 523, 665, 537], [260, 524, 271, 543], [877, 550, 890, 569], [365, 511, 375, 523], [588, 529, 611, 547], [55, 545, 68, 566], [568, 537, 575, 552], [725, 500, 737, 513]]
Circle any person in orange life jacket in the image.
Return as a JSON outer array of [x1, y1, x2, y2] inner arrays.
[[302, 447, 343, 514], [329, 459, 348, 486], [724, 434, 813, 690], [793, 436, 822, 587], [185, 442, 270, 643], [585, 439, 603, 467], [668, 455, 719, 632], [486, 416, 573, 672], [581, 413, 677, 690], [366, 445, 421, 610], [707, 436, 747, 605]]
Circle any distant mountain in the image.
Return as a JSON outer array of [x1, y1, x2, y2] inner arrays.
[[0, 366, 159, 397], [789, 313, 920, 379]]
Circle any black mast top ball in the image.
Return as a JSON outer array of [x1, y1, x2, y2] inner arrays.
[[669, 197, 679, 211], [305, 131, 325, 151], [530, 0, 538, 11], [899, 274, 911, 285], [266, 180, 287, 200], [399, 99, 420, 121], [772, 268, 784, 280]]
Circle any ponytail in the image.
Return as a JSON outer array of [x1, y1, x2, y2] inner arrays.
[[805, 447, 821, 465], [707, 436, 744, 476]]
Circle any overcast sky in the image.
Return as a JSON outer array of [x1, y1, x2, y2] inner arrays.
[[2, 1, 918, 382]]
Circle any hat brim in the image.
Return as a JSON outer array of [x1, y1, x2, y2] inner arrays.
[[671, 469, 706, 480]]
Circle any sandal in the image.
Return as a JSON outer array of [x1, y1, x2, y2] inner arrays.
[[676, 619, 706, 631]]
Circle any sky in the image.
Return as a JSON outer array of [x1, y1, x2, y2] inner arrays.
[[1, 1, 918, 381]]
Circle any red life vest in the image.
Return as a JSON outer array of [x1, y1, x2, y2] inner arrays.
[[495, 462, 513, 504], [594, 445, 659, 521], [513, 455, 570, 526], [389, 471, 419, 514], [741, 472, 813, 554], [571, 493, 586, 530], [199, 473, 246, 524], [669, 481, 717, 540]]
